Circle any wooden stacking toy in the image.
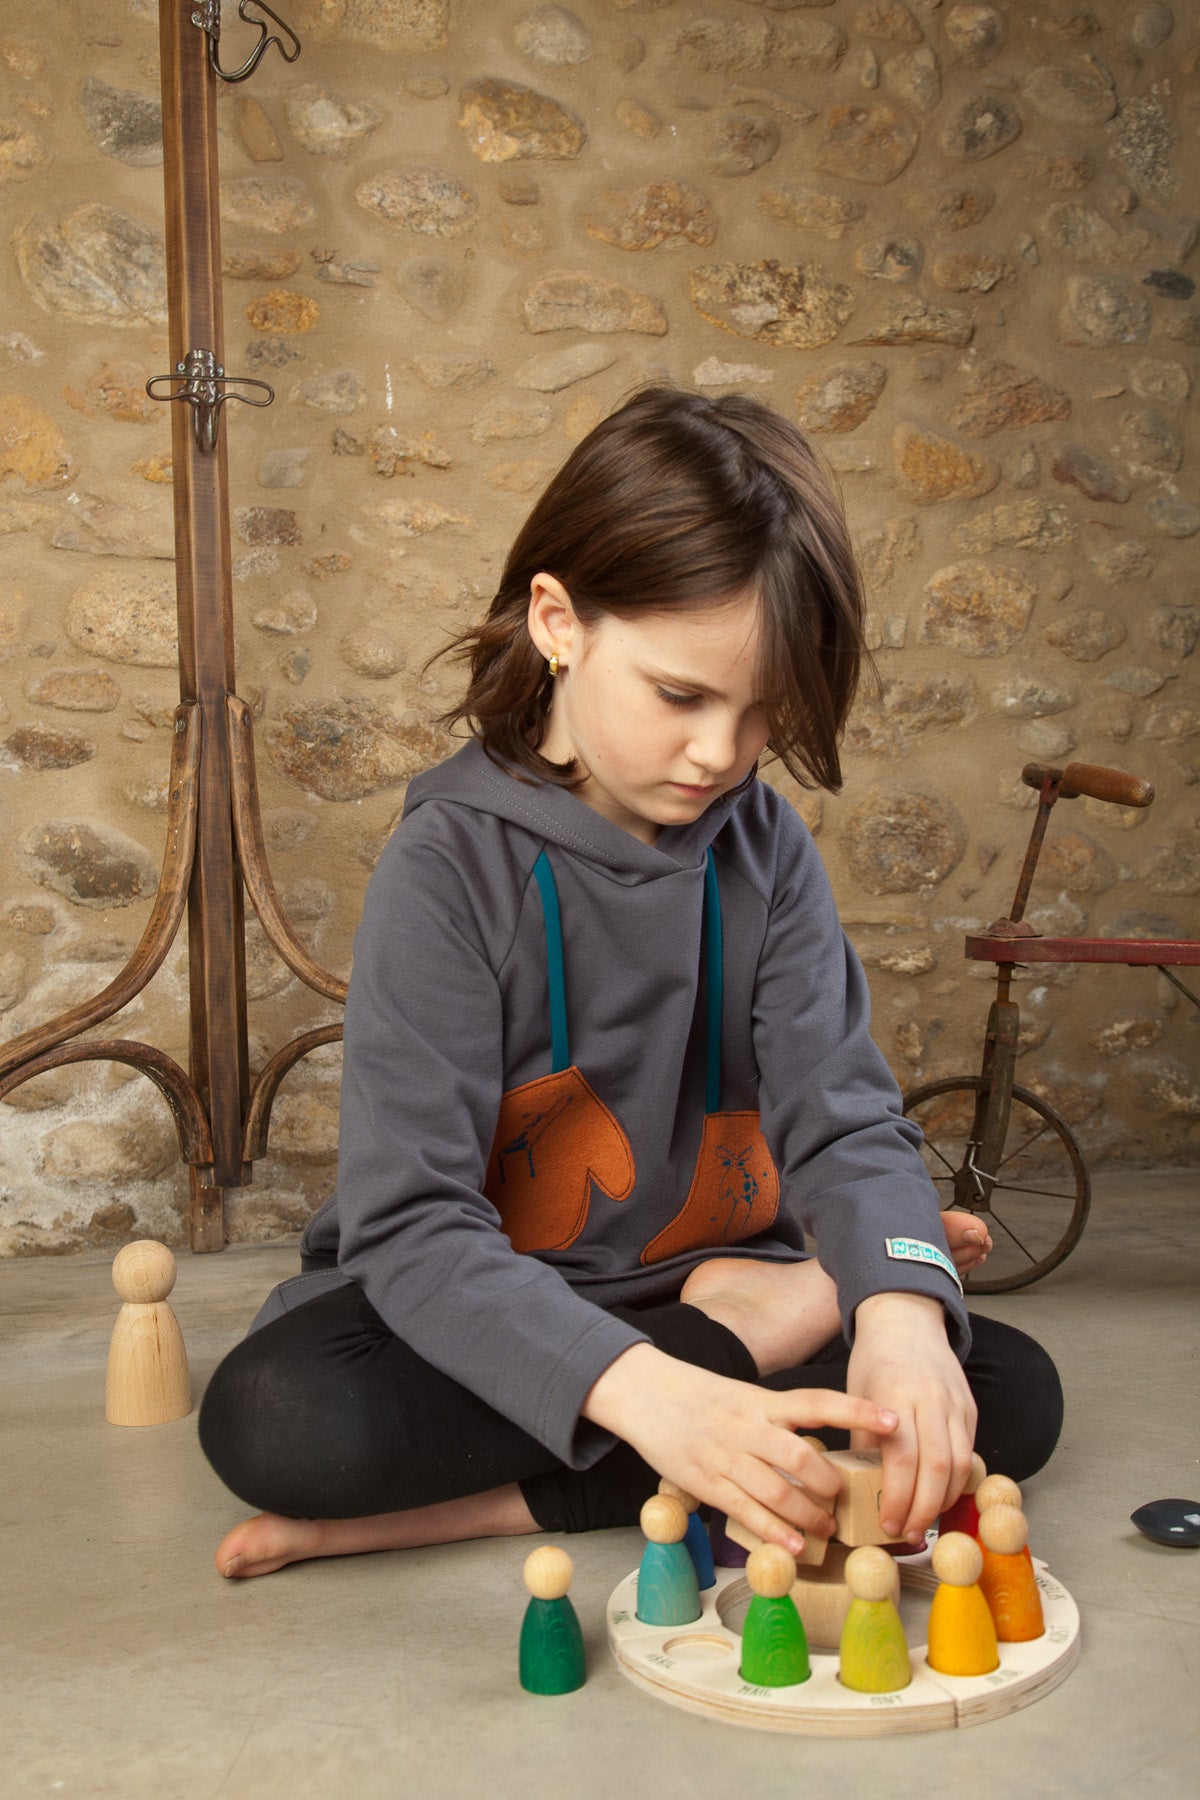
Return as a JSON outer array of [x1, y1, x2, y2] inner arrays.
[[105, 1241, 191, 1426], [607, 1443, 1078, 1734], [636, 1495, 702, 1627], [740, 1546, 810, 1688], [827, 1448, 909, 1549], [838, 1546, 911, 1694], [977, 1506, 1044, 1642], [519, 1546, 586, 1695], [607, 1527, 1080, 1734], [785, 1435, 834, 1566], [926, 1532, 999, 1677]]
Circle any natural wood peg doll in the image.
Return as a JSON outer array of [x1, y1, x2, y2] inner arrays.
[[106, 1241, 191, 1427]]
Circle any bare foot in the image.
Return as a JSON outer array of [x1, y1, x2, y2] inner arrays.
[[217, 1514, 328, 1579], [214, 1483, 540, 1580], [680, 1256, 842, 1378]]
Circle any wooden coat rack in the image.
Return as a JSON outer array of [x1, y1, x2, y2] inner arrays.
[[0, 1, 342, 1252]]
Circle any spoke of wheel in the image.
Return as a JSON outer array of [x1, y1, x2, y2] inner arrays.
[[983, 1206, 1038, 1264], [984, 1179, 1079, 1202], [996, 1117, 1055, 1173], [921, 1135, 968, 1178]]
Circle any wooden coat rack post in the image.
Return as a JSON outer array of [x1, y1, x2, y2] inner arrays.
[[0, 1, 344, 1252]]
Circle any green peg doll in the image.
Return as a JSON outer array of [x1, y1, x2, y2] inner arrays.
[[740, 1545, 811, 1688], [519, 1545, 586, 1695]]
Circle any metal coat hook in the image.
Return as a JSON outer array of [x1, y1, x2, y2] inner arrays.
[[190, 0, 301, 83], [147, 349, 274, 453]]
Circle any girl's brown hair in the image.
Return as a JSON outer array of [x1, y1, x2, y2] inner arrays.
[[438, 385, 869, 792]]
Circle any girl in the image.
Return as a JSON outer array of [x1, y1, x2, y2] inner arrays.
[[200, 388, 1061, 1580]]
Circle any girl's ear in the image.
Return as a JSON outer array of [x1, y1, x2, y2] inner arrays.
[[527, 573, 579, 667]]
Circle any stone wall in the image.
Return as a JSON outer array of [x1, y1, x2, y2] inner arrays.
[[0, 0, 1196, 1255]]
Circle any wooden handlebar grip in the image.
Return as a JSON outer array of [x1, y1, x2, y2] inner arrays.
[[1020, 761, 1154, 807], [1059, 762, 1155, 806]]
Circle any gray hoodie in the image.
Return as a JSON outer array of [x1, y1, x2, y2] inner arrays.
[[297, 739, 969, 1469]]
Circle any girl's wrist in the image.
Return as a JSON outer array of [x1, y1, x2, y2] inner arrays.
[[854, 1290, 947, 1339], [579, 1340, 672, 1434]]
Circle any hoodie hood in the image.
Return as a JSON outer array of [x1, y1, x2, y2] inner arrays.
[[403, 738, 752, 881]]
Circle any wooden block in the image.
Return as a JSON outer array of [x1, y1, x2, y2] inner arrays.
[[724, 1517, 763, 1556], [827, 1449, 906, 1549], [791, 1542, 902, 1651], [724, 1514, 829, 1568]]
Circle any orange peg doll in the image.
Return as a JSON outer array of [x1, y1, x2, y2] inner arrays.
[[977, 1506, 1044, 1642], [926, 1532, 999, 1678], [974, 1473, 1033, 1564]]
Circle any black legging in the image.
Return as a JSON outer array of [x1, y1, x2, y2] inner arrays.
[[198, 1280, 1063, 1533]]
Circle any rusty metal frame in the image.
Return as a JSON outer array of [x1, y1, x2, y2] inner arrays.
[[0, 2, 339, 1251]]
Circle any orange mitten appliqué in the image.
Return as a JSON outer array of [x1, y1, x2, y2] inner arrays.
[[485, 1066, 635, 1254], [641, 1111, 780, 1266]]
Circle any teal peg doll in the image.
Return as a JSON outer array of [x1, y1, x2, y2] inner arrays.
[[636, 1495, 702, 1626]]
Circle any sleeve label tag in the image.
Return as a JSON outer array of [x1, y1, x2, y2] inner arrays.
[[885, 1237, 963, 1294]]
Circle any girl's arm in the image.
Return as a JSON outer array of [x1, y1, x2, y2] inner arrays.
[[847, 1292, 976, 1542], [746, 799, 975, 1537]]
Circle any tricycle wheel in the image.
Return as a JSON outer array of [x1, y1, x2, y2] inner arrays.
[[902, 1076, 1090, 1294]]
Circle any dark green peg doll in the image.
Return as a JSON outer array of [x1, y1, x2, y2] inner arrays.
[[519, 1545, 586, 1695]]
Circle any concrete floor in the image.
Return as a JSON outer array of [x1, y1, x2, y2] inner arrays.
[[3, 1169, 1198, 1800]]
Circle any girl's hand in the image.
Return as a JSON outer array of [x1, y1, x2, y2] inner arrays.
[[582, 1343, 899, 1556], [941, 1208, 992, 1276], [846, 1291, 977, 1544]]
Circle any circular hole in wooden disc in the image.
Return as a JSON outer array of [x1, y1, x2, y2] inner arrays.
[[661, 1633, 736, 1661]]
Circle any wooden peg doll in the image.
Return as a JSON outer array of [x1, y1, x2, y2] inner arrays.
[[519, 1545, 586, 1695], [938, 1452, 987, 1539], [708, 1510, 750, 1569], [740, 1545, 810, 1689], [977, 1506, 1044, 1642], [973, 1472, 1033, 1562], [975, 1472, 1022, 1514], [659, 1479, 716, 1590], [105, 1241, 191, 1426], [926, 1532, 999, 1678], [838, 1546, 911, 1694], [636, 1495, 701, 1627]]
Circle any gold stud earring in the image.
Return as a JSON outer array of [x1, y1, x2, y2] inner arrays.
[[548, 654, 559, 678]]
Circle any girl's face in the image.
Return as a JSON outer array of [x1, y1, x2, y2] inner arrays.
[[530, 581, 771, 845]]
